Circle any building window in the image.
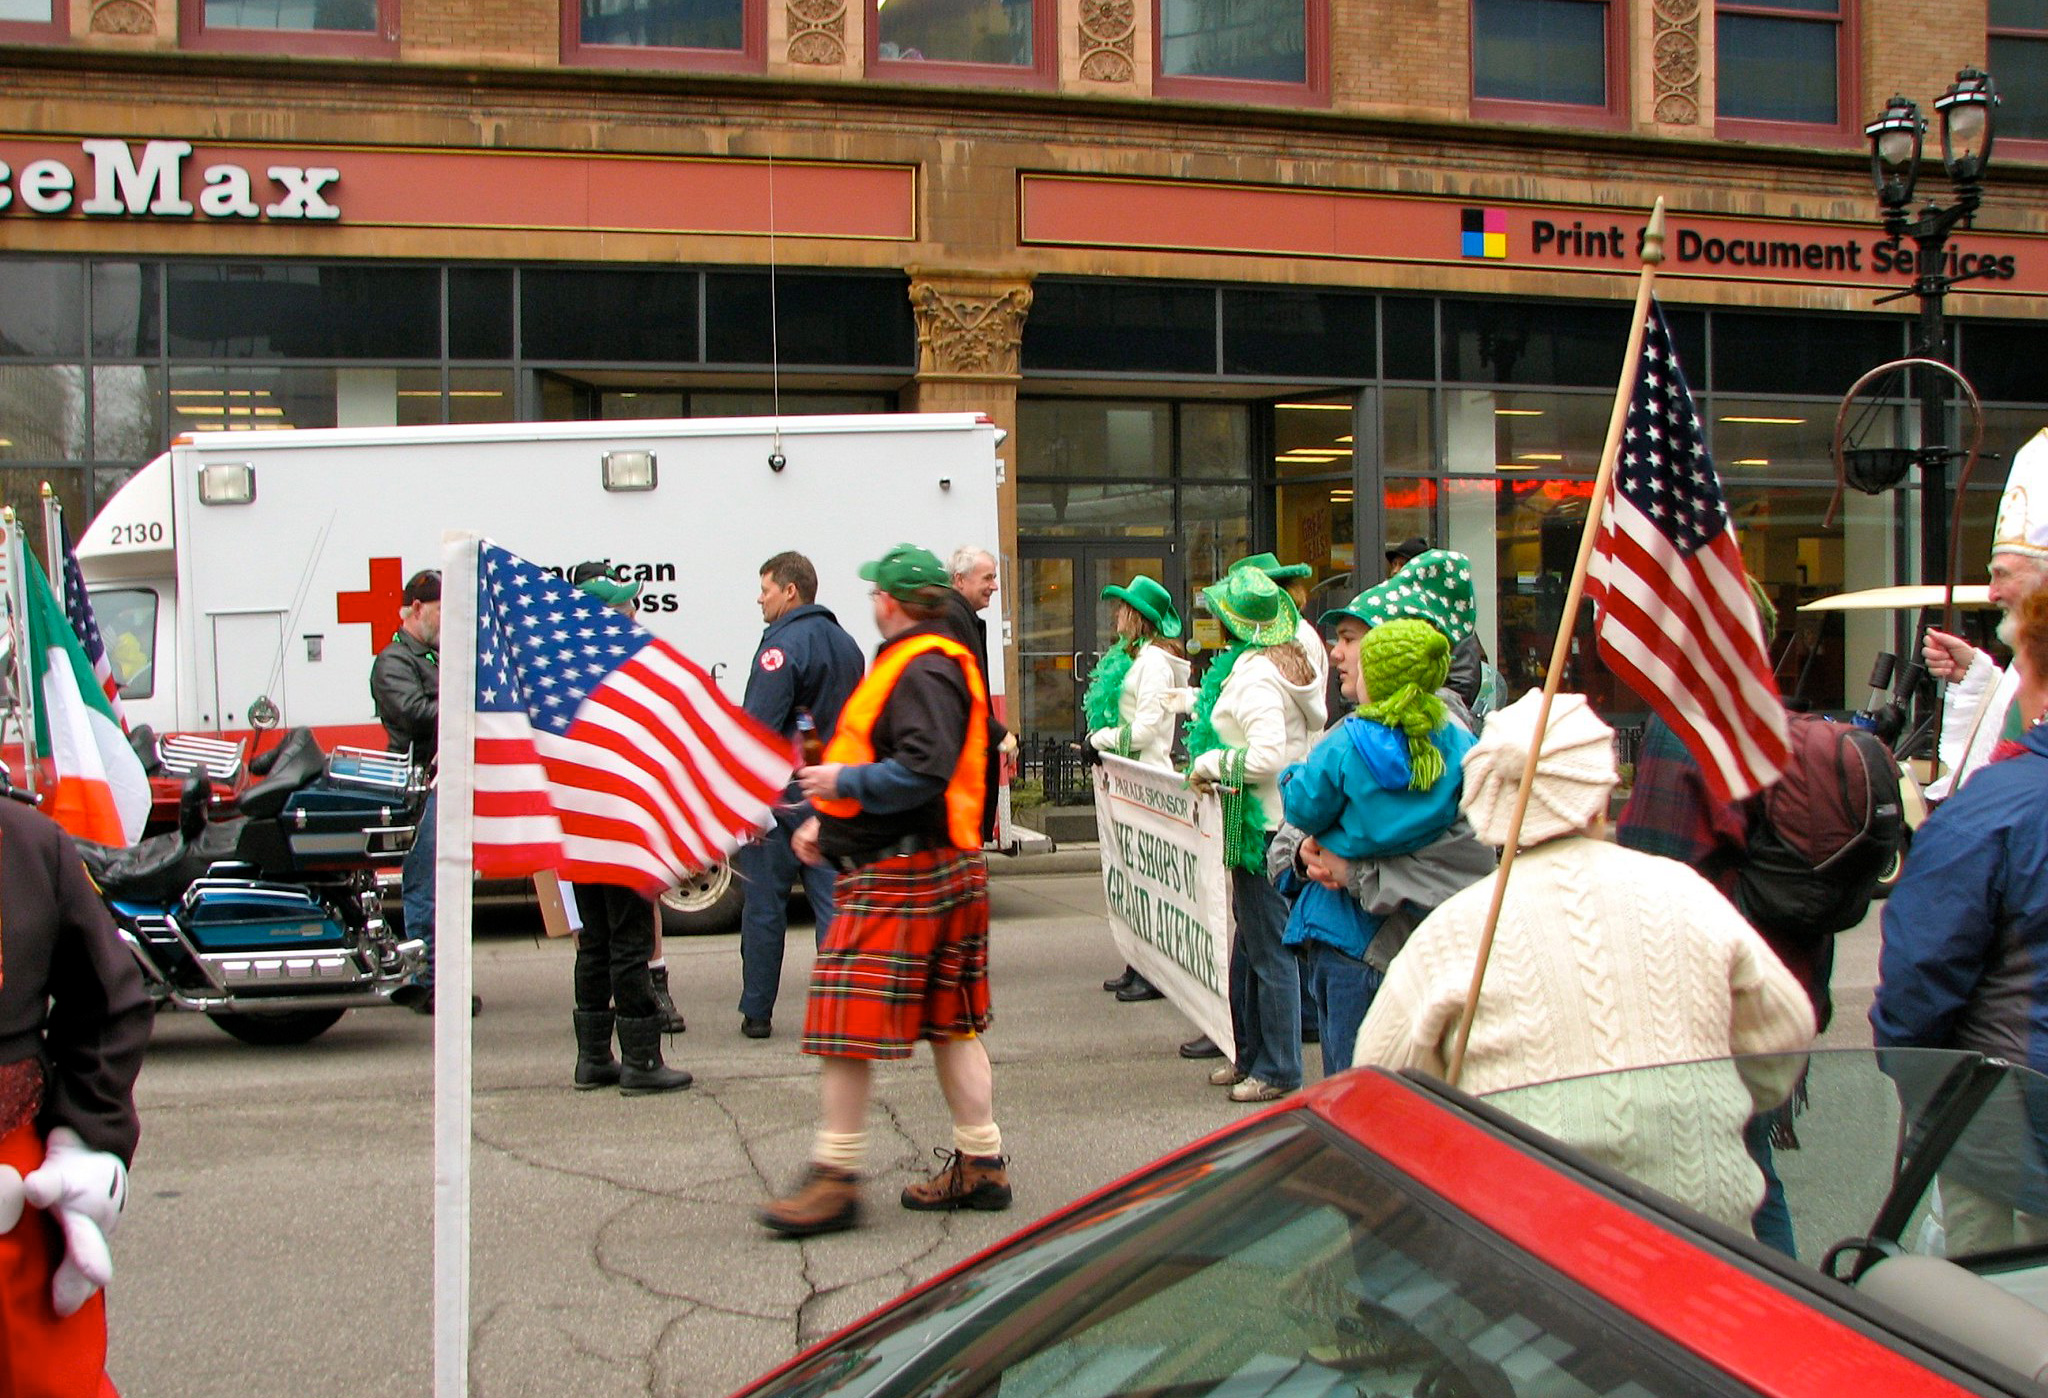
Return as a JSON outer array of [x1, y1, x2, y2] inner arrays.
[[0, 0, 67, 45], [563, 0, 764, 71], [181, 0, 398, 55], [1991, 0, 2048, 145], [1154, 0, 1327, 105], [1716, 0, 1850, 137], [1470, 0, 1622, 126], [866, 0, 1054, 88]]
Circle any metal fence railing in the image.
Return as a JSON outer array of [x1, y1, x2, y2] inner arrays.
[[1017, 733, 1092, 808]]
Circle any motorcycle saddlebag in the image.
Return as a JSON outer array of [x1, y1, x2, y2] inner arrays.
[[178, 881, 349, 953]]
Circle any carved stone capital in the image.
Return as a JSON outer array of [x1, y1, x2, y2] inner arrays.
[[908, 271, 1034, 380], [786, 0, 845, 64]]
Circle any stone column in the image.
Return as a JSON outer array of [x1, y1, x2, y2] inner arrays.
[[904, 267, 1034, 744]]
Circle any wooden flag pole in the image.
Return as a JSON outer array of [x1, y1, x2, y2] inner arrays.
[[1443, 199, 1668, 1089]]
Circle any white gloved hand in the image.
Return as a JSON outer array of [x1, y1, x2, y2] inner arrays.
[[0, 1164, 22, 1234], [22, 1128, 126, 1317], [997, 731, 1019, 759]]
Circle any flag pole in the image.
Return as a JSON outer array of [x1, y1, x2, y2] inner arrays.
[[433, 529, 479, 1398], [2, 509, 37, 797], [1444, 198, 1668, 1089], [38, 483, 59, 603]]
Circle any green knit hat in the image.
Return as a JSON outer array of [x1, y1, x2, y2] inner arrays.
[[1323, 548, 1477, 645], [1357, 618, 1450, 791]]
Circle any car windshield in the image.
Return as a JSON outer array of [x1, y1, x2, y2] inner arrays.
[[1481, 1047, 2048, 1281], [750, 1118, 1742, 1398]]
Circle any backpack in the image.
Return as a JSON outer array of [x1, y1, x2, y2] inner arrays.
[[1736, 711, 1906, 939]]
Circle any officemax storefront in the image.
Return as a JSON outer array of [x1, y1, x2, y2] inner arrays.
[[4, 123, 2047, 745]]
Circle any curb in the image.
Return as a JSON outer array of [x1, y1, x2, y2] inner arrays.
[[989, 843, 1101, 877]]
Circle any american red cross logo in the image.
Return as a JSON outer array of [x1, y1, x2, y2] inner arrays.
[[759, 648, 786, 672], [337, 557, 408, 634]]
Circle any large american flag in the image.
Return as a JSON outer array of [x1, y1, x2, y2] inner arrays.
[[56, 515, 127, 732], [1586, 299, 1790, 803], [470, 541, 793, 898]]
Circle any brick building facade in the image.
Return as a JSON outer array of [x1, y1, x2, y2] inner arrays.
[[2, 0, 2045, 738]]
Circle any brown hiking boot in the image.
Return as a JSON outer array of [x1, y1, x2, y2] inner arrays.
[[900, 1148, 1012, 1212], [757, 1164, 862, 1237]]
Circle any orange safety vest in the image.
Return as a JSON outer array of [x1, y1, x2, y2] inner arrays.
[[813, 632, 989, 849]]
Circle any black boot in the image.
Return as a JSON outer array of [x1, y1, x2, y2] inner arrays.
[[616, 1014, 694, 1096], [650, 965, 686, 1034], [573, 1010, 620, 1091]]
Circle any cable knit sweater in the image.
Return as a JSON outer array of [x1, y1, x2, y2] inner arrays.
[[1355, 836, 1816, 1232], [1087, 644, 1191, 770]]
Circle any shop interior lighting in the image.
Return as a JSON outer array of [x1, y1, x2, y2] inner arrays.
[[1731, 458, 1770, 467], [1494, 408, 1545, 417], [1515, 452, 1565, 461], [1719, 416, 1807, 425], [1274, 403, 1353, 411]]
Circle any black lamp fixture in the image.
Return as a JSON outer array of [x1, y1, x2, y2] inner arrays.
[[1854, 67, 2002, 591]]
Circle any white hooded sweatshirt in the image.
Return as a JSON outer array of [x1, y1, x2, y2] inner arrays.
[[1187, 644, 1327, 828]]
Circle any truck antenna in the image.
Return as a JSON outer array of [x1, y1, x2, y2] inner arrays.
[[767, 148, 784, 472]]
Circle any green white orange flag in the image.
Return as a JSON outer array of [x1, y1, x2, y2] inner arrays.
[[23, 551, 148, 845]]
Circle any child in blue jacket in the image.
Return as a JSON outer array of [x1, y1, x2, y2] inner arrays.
[[1278, 618, 1476, 1074]]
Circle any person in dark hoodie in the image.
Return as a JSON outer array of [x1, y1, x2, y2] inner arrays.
[[737, 551, 866, 1040], [942, 546, 1014, 844]]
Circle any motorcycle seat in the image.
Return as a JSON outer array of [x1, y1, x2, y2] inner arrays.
[[238, 729, 326, 820]]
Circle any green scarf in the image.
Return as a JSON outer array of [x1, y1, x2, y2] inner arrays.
[[1082, 640, 1138, 753], [1185, 641, 1269, 872]]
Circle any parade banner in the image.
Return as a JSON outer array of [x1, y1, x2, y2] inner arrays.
[[1093, 753, 1233, 1054]]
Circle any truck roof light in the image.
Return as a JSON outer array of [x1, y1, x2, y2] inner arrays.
[[199, 462, 255, 506], [602, 451, 657, 492]]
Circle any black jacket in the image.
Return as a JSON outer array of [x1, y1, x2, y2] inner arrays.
[[371, 629, 439, 770], [741, 603, 866, 742], [0, 798, 151, 1162], [936, 588, 1006, 842]]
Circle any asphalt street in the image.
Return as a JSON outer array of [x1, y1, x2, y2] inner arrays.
[[107, 857, 1886, 1397]]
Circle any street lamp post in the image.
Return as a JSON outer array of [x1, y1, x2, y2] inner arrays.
[[1863, 67, 2000, 588]]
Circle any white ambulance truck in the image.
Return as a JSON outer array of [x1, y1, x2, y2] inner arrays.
[[76, 413, 1010, 931]]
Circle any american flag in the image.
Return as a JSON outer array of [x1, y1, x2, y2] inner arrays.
[[1586, 299, 1789, 803], [470, 541, 792, 899], [56, 515, 127, 732]]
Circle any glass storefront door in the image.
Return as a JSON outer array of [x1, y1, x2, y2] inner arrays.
[[1018, 542, 1175, 743]]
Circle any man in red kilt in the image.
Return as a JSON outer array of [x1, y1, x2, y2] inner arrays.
[[758, 543, 1010, 1237], [0, 783, 151, 1396]]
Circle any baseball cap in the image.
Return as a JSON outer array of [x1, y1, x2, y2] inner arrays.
[[402, 569, 441, 605], [569, 560, 641, 607], [858, 544, 951, 601]]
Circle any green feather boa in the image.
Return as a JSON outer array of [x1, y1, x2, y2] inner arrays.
[[1185, 641, 1270, 871], [1082, 641, 1137, 738]]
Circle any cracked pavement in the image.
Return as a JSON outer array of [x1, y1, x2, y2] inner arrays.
[[108, 864, 1259, 1396]]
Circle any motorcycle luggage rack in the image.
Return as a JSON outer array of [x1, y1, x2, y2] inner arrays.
[[326, 746, 412, 794], [157, 734, 247, 781]]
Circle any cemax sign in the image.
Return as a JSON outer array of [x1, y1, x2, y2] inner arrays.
[[0, 139, 340, 221]]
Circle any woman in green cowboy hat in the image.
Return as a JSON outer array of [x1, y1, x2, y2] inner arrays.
[[1088, 574, 1191, 1004], [1184, 566, 1325, 1103]]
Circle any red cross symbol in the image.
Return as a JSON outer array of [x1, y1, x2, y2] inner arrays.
[[337, 557, 408, 634]]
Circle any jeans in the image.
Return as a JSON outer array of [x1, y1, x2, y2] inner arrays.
[[572, 881, 658, 1019], [1303, 941, 1383, 1078], [1228, 864, 1301, 1091], [403, 789, 437, 988], [1745, 1112, 1797, 1258], [736, 808, 839, 1021]]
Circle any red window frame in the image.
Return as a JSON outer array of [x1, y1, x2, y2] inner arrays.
[[560, 0, 765, 73], [1151, 0, 1330, 109], [1989, 9, 2048, 162], [1467, 0, 1628, 131], [1714, 0, 1860, 148], [180, 0, 399, 55], [0, 0, 67, 45], [864, 0, 1056, 90]]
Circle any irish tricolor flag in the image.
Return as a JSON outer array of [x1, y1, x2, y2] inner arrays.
[[23, 554, 148, 846]]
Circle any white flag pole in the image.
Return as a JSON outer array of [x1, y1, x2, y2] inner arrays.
[[433, 530, 480, 1397]]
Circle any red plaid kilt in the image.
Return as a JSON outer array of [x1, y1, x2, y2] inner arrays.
[[801, 849, 990, 1060]]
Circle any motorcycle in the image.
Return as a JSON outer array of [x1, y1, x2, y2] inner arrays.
[[79, 726, 428, 1046]]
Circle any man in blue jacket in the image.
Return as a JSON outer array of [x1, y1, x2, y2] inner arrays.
[[738, 551, 866, 1039]]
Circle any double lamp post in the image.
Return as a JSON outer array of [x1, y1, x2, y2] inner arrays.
[[1861, 66, 2001, 587]]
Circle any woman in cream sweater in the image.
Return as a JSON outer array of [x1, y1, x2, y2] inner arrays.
[[1355, 690, 1815, 1233], [1186, 566, 1326, 1102]]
